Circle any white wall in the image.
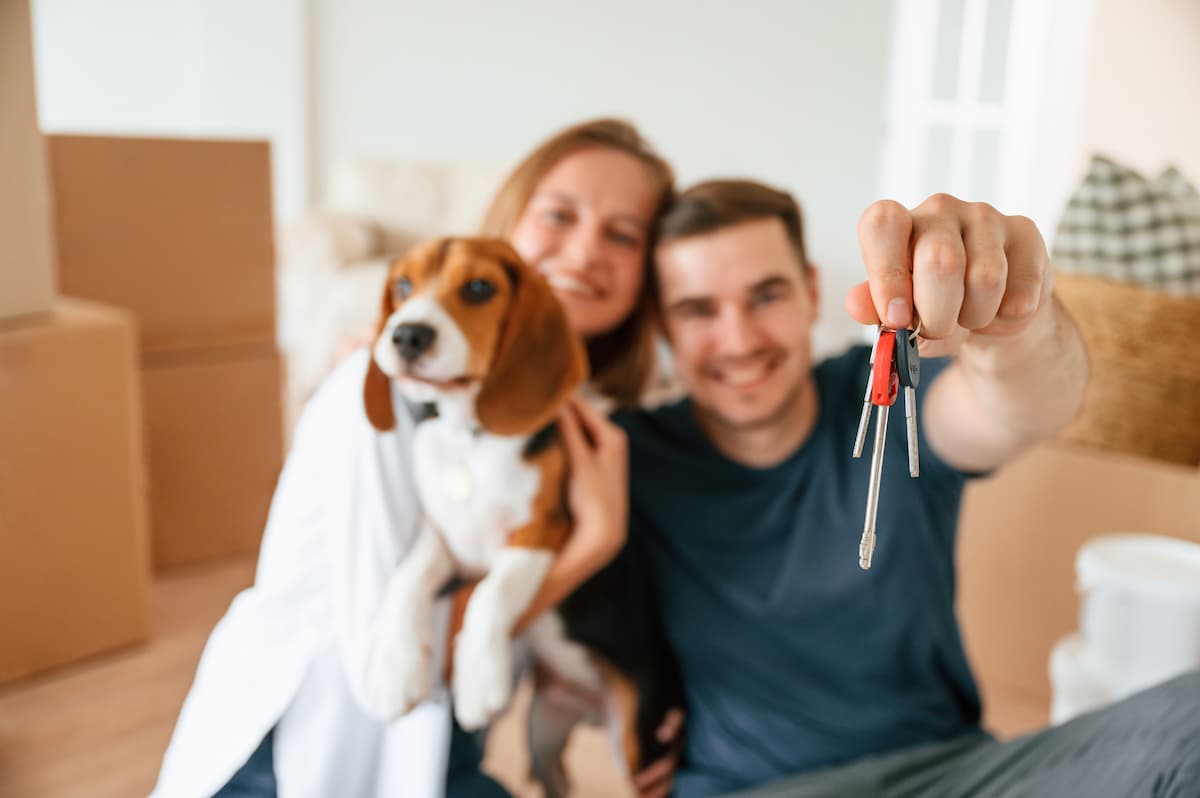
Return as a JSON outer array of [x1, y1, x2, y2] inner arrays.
[[311, 0, 896, 352], [30, 0, 898, 349], [31, 0, 309, 220], [35, 1, 1197, 350]]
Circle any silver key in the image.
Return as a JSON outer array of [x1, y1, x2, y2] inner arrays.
[[852, 328, 881, 459], [895, 323, 922, 478], [904, 385, 919, 478], [860, 403, 888, 569], [856, 326, 899, 570], [854, 325, 921, 570]]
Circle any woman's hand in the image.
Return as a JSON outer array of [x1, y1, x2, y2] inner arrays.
[[632, 708, 685, 798], [557, 396, 629, 571], [506, 396, 630, 636]]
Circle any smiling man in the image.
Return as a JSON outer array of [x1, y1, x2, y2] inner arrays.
[[616, 180, 1200, 797]]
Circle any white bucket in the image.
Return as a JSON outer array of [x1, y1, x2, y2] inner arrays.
[[1076, 533, 1200, 696], [1049, 633, 1114, 723]]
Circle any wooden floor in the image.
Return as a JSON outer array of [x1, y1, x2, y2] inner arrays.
[[0, 556, 257, 798], [0, 557, 1049, 798]]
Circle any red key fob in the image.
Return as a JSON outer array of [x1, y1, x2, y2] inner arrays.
[[871, 330, 899, 407]]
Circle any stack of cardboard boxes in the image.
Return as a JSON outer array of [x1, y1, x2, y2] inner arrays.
[[49, 135, 284, 570], [0, 0, 150, 683], [1, 0, 283, 684]]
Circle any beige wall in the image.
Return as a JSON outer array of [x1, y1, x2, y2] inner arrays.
[[958, 444, 1200, 706], [1078, 0, 1200, 180]]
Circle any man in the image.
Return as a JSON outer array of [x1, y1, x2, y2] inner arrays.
[[618, 180, 1200, 796]]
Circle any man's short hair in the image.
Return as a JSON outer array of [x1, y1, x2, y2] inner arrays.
[[657, 179, 810, 270]]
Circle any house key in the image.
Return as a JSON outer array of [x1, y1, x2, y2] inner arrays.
[[851, 324, 921, 570]]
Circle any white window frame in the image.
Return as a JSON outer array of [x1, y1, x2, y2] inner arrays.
[[879, 0, 1096, 234]]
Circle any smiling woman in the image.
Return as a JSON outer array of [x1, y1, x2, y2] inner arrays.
[[152, 118, 678, 798], [481, 119, 675, 406]]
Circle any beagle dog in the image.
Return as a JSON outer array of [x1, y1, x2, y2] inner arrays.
[[362, 237, 680, 795]]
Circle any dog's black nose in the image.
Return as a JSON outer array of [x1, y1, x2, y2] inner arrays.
[[392, 323, 436, 361]]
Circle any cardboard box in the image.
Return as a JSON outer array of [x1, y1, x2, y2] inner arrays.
[[957, 445, 1200, 704], [0, 299, 152, 684], [48, 135, 276, 354], [142, 343, 284, 569], [0, 0, 57, 320]]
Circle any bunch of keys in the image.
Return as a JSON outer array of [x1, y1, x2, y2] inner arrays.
[[852, 323, 921, 570]]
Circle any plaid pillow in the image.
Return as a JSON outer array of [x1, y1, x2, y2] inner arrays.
[[1052, 156, 1200, 294]]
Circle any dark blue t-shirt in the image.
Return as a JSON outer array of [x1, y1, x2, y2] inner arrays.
[[615, 345, 982, 796]]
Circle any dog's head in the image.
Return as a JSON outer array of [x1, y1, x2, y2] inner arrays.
[[363, 237, 588, 436]]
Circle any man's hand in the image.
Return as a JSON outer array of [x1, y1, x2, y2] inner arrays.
[[845, 193, 1053, 355], [845, 193, 1086, 473]]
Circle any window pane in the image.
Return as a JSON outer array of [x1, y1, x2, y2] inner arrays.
[[924, 125, 955, 195], [969, 127, 1002, 202], [979, 0, 1014, 104], [932, 0, 967, 101]]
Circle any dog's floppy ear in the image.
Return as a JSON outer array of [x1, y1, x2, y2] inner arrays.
[[476, 248, 588, 436], [363, 272, 398, 431]]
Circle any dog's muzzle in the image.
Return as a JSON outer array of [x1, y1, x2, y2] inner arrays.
[[393, 322, 437, 362]]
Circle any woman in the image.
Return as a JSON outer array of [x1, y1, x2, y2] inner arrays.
[[152, 119, 676, 798]]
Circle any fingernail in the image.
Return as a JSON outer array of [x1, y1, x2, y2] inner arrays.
[[887, 299, 910, 328]]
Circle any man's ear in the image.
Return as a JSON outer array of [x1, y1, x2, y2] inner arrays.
[[648, 290, 668, 343], [804, 261, 821, 323], [648, 255, 673, 345]]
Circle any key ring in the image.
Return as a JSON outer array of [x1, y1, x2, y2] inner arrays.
[[880, 311, 921, 341]]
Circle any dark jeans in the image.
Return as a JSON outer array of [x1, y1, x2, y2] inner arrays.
[[724, 669, 1200, 798], [212, 729, 277, 797]]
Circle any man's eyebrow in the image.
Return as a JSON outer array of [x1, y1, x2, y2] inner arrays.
[[748, 275, 793, 294], [665, 274, 796, 313], [665, 294, 716, 313]]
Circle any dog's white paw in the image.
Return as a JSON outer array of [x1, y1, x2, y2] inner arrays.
[[452, 627, 512, 731], [364, 613, 434, 720]]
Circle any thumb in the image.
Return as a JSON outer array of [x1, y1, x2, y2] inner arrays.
[[845, 280, 882, 326]]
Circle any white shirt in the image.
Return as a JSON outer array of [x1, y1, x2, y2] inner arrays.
[[152, 350, 452, 798]]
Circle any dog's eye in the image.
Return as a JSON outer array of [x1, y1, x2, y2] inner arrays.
[[395, 277, 413, 300], [460, 279, 496, 305]]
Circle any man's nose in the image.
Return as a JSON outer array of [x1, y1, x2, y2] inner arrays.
[[392, 323, 437, 361], [714, 307, 765, 355]]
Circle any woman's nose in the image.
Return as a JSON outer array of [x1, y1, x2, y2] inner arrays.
[[561, 221, 605, 269]]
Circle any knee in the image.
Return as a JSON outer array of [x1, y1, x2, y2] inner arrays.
[[1127, 669, 1200, 723], [1086, 670, 1200, 761], [1153, 669, 1200, 724], [1142, 670, 1200, 762], [1163, 668, 1200, 698]]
